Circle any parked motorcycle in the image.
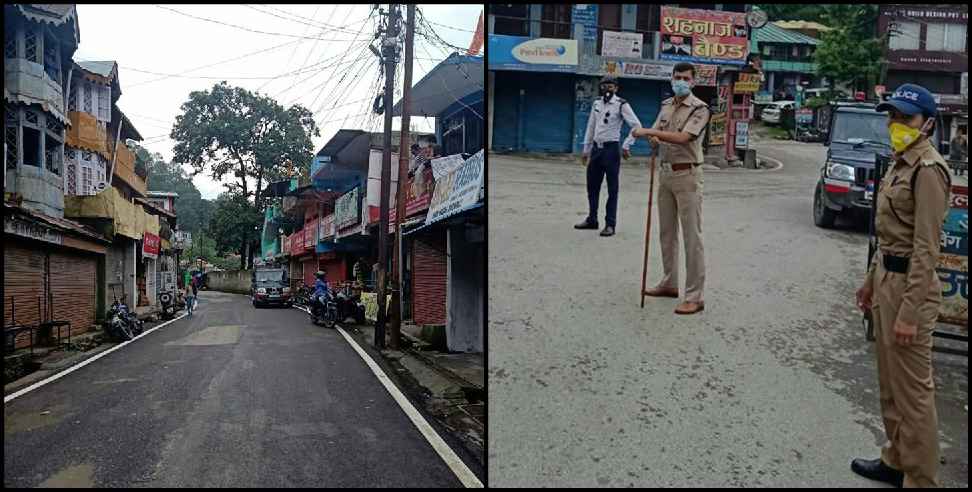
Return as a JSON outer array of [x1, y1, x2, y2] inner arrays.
[[334, 283, 366, 325], [309, 291, 338, 329], [105, 288, 144, 341], [294, 283, 313, 307], [158, 290, 180, 320]]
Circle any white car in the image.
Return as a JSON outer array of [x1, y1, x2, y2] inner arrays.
[[761, 101, 795, 125]]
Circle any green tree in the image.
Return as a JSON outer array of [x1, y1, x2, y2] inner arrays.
[[208, 192, 263, 270], [812, 5, 883, 93], [170, 82, 318, 267], [756, 4, 831, 23], [135, 142, 215, 234]]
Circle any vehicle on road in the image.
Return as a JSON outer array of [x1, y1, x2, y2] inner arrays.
[[309, 291, 338, 328], [334, 282, 367, 325], [761, 100, 794, 125], [813, 103, 893, 228], [251, 267, 292, 308]]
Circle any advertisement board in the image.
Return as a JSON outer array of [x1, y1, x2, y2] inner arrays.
[[660, 7, 748, 66], [734, 72, 761, 94], [426, 151, 485, 226], [488, 34, 579, 72], [335, 187, 361, 230], [142, 232, 160, 259], [734, 121, 749, 148], [602, 30, 644, 58], [601, 61, 717, 86]]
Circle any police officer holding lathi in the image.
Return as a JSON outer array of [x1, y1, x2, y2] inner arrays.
[[853, 84, 951, 488], [575, 76, 642, 237]]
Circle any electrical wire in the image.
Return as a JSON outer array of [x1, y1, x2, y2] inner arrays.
[[152, 5, 368, 42], [254, 4, 374, 35]]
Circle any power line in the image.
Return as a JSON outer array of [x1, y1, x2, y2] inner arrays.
[[253, 4, 374, 35], [152, 5, 369, 42], [119, 60, 362, 81], [416, 40, 483, 120]]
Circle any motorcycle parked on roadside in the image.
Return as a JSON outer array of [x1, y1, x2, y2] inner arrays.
[[334, 283, 366, 325], [158, 290, 180, 320], [104, 288, 144, 341], [309, 291, 338, 329]]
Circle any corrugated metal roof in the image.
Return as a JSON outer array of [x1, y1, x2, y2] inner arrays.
[[77, 60, 117, 79], [753, 23, 820, 45], [392, 52, 484, 117], [773, 20, 832, 32]]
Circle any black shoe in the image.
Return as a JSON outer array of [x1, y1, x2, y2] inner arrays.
[[575, 219, 598, 230], [600, 226, 615, 237], [851, 458, 904, 488]]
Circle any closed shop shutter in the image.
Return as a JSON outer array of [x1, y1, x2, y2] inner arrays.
[[320, 258, 346, 285], [412, 232, 447, 325], [3, 242, 47, 349], [49, 250, 97, 338], [301, 256, 318, 287], [597, 78, 665, 157], [522, 71, 574, 153], [491, 70, 521, 152]]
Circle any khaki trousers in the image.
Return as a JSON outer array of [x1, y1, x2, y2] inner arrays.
[[872, 258, 941, 488], [656, 164, 705, 303]]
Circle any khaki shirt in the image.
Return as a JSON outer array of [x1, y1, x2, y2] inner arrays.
[[865, 139, 951, 326], [649, 93, 710, 164]]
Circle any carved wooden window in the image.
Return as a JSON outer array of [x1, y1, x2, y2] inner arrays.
[[24, 109, 39, 127], [44, 34, 59, 82], [82, 150, 93, 161], [69, 82, 78, 111], [65, 147, 76, 160], [24, 30, 37, 62], [83, 82, 93, 114], [46, 117, 62, 135], [98, 85, 110, 121], [66, 162, 77, 194]]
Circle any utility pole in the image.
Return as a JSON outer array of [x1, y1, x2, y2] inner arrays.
[[375, 4, 401, 350], [389, 4, 414, 350]]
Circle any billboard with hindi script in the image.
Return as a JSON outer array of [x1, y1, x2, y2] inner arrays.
[[660, 7, 748, 66]]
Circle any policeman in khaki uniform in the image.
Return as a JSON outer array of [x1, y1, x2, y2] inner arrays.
[[632, 63, 710, 315], [853, 84, 951, 488], [576, 76, 642, 237]]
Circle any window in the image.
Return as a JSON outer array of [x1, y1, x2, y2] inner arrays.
[[46, 117, 62, 135], [65, 147, 76, 161], [636, 5, 659, 57], [25, 30, 37, 62], [44, 134, 61, 175], [22, 127, 40, 167], [541, 5, 571, 39], [889, 21, 920, 50], [5, 122, 17, 169], [99, 85, 110, 121], [68, 83, 77, 111], [83, 82, 92, 114], [82, 166, 92, 194], [66, 162, 77, 195], [5, 33, 16, 59], [490, 4, 529, 37], [43, 34, 59, 82], [24, 109, 38, 126], [926, 23, 966, 52], [597, 4, 622, 55]]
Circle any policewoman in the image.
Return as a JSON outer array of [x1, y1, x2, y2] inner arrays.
[[853, 84, 951, 488], [576, 76, 642, 237]]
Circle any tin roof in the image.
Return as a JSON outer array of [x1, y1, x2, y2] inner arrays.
[[392, 53, 484, 117], [773, 20, 833, 32], [753, 23, 820, 45], [3, 200, 111, 245], [77, 60, 117, 79]]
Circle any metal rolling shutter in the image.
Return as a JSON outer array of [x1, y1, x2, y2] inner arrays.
[[302, 257, 318, 288], [49, 250, 97, 337], [411, 233, 447, 325], [491, 70, 520, 152], [614, 78, 665, 156], [3, 243, 47, 349], [522, 72, 574, 153]]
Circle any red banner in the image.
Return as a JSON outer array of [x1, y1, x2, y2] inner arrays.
[[660, 7, 748, 65], [283, 234, 292, 254], [304, 218, 317, 249], [142, 232, 160, 259], [291, 229, 305, 256]]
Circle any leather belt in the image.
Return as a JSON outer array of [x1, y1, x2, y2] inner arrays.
[[882, 253, 910, 274], [594, 141, 619, 149], [670, 163, 699, 172]]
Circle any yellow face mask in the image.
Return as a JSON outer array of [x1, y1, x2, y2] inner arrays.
[[888, 122, 922, 153]]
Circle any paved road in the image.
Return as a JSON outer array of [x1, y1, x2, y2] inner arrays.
[[4, 291, 476, 487], [487, 141, 968, 487]]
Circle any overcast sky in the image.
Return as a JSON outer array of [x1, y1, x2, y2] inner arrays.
[[72, 4, 481, 199]]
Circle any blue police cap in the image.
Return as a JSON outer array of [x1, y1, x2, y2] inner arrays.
[[876, 84, 937, 117]]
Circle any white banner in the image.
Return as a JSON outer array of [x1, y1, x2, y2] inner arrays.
[[430, 154, 465, 181], [601, 30, 643, 58], [426, 150, 484, 226]]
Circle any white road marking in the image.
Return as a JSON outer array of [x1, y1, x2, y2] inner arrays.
[[4, 312, 189, 404], [292, 304, 483, 488]]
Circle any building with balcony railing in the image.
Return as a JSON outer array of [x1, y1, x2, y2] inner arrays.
[[487, 4, 750, 156]]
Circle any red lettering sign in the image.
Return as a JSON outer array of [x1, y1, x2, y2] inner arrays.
[[143, 232, 160, 258]]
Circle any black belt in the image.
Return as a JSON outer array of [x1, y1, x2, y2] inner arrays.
[[882, 253, 910, 274], [594, 141, 619, 149]]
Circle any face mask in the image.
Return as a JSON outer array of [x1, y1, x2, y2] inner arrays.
[[672, 79, 692, 97], [888, 122, 922, 153], [600, 87, 614, 102]]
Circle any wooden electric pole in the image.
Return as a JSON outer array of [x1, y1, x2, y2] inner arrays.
[[375, 4, 401, 350], [389, 4, 414, 350]]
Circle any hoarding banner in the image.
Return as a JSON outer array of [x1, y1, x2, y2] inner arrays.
[[660, 7, 748, 66], [143, 232, 160, 259], [335, 187, 360, 230], [602, 30, 643, 58], [734, 72, 761, 93], [488, 34, 578, 72], [426, 150, 484, 226], [601, 61, 717, 86]]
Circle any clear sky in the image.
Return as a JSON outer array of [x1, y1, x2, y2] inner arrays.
[[72, 4, 481, 199]]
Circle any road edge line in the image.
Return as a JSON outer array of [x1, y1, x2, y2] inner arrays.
[[4, 312, 188, 404]]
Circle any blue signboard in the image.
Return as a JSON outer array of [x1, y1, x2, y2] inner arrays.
[[572, 4, 598, 42], [488, 34, 578, 73]]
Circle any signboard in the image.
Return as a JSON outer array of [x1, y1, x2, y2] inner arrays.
[[335, 187, 361, 230], [879, 6, 968, 73], [320, 214, 334, 241], [660, 7, 748, 66], [708, 113, 727, 146], [304, 218, 317, 249], [283, 233, 291, 254], [488, 34, 579, 72], [426, 151, 485, 226], [796, 108, 814, 124], [430, 154, 465, 181], [143, 232, 160, 259], [937, 184, 968, 327], [4, 215, 63, 245], [695, 64, 718, 87], [602, 30, 643, 58], [734, 121, 749, 148], [601, 61, 716, 86], [573, 4, 598, 42], [734, 72, 761, 94], [290, 229, 305, 256]]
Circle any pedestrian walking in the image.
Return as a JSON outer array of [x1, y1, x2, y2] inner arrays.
[[949, 126, 966, 163], [184, 283, 195, 318], [632, 62, 711, 315], [575, 75, 642, 237], [853, 84, 951, 488]]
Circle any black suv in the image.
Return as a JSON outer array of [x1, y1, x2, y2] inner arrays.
[[813, 103, 894, 228], [251, 268, 292, 308]]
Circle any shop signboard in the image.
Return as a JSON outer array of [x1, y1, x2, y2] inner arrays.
[[143, 232, 160, 259], [660, 7, 748, 66], [426, 150, 484, 226], [320, 214, 335, 241], [488, 34, 578, 72], [734, 121, 749, 148], [304, 217, 317, 249], [734, 72, 761, 94], [282, 233, 291, 254], [601, 61, 717, 86], [335, 186, 361, 230], [602, 30, 643, 58], [291, 229, 304, 256], [4, 215, 63, 245]]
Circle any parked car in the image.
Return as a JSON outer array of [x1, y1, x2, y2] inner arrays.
[[803, 88, 848, 101], [761, 101, 795, 125], [813, 103, 892, 228], [251, 267, 292, 308]]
